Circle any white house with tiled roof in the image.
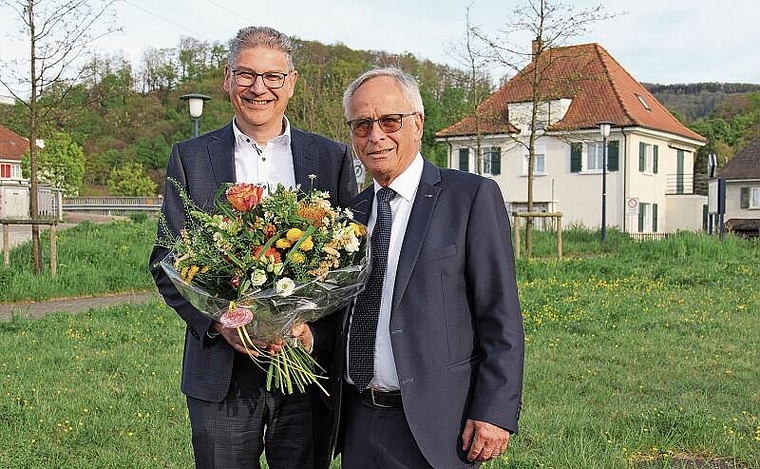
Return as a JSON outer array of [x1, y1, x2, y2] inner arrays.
[[436, 43, 707, 236], [712, 138, 760, 236], [0, 125, 31, 218]]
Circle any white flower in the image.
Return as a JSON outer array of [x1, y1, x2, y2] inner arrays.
[[250, 269, 267, 286], [275, 277, 296, 297], [344, 235, 360, 253]]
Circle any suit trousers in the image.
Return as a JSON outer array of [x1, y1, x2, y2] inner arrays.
[[341, 385, 433, 469], [187, 352, 314, 469]]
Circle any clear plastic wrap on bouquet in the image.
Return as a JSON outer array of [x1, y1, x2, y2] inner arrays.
[[160, 252, 368, 341]]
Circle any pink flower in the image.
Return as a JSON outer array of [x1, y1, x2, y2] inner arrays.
[[220, 307, 254, 328]]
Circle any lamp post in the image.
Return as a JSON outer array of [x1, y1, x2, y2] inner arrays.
[[180, 93, 212, 137], [598, 121, 613, 244]]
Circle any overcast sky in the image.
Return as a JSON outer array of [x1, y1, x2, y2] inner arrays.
[[1, 0, 759, 91]]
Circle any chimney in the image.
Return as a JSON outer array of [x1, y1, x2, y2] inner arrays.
[[532, 37, 543, 60]]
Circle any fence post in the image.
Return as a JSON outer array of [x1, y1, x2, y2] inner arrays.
[[557, 216, 563, 260], [50, 224, 57, 276], [512, 214, 521, 260], [2, 224, 8, 267]]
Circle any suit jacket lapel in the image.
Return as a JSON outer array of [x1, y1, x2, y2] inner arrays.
[[291, 127, 319, 189], [392, 160, 441, 311], [351, 186, 374, 225], [208, 122, 236, 187]]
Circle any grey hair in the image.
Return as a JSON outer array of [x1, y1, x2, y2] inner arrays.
[[342, 67, 425, 120], [228, 26, 295, 70]]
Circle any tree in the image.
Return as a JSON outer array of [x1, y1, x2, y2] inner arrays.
[[107, 162, 157, 196], [447, 3, 495, 175], [470, 0, 614, 257], [0, 0, 117, 273], [21, 131, 86, 196]]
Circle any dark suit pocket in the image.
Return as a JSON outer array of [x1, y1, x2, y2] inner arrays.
[[446, 353, 484, 371], [418, 244, 457, 263]]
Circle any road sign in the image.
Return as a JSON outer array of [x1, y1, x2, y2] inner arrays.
[[626, 197, 639, 215], [353, 158, 365, 186]]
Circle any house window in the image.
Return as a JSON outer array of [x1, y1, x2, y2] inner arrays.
[[636, 93, 652, 111], [741, 187, 760, 209], [483, 147, 501, 175], [676, 150, 685, 194], [523, 147, 544, 175], [587, 142, 604, 171], [638, 202, 648, 232], [638, 142, 659, 174], [458, 148, 469, 172], [0, 163, 10, 179]]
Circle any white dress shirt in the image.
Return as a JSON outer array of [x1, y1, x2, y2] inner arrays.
[[348, 153, 424, 391], [233, 117, 296, 188]]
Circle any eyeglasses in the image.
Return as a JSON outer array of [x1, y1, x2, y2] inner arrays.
[[231, 69, 290, 89], [346, 113, 418, 137]]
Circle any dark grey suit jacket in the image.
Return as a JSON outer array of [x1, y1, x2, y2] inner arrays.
[[149, 121, 357, 401], [335, 160, 524, 468]]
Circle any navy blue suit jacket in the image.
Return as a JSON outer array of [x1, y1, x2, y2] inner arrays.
[[149, 122, 357, 401], [335, 160, 524, 468]]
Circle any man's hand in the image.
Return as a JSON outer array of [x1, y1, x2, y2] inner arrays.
[[290, 322, 314, 353], [461, 419, 511, 462], [211, 323, 283, 356]]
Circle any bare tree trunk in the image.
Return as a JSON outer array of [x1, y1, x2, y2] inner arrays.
[[27, 1, 42, 273]]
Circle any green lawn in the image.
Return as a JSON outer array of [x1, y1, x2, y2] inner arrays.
[[1, 223, 758, 468]]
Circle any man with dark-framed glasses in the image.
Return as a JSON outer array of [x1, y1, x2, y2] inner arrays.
[[149, 25, 357, 469]]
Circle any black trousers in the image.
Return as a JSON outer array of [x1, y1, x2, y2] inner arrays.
[[187, 353, 315, 469], [341, 386, 433, 469]]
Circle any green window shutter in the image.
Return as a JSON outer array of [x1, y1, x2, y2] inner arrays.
[[458, 148, 469, 172], [638, 203, 646, 232], [607, 140, 619, 171], [653, 145, 659, 174], [639, 142, 646, 172], [740, 187, 750, 208], [676, 150, 685, 194], [571, 143, 582, 172], [491, 147, 501, 175], [652, 203, 658, 232]]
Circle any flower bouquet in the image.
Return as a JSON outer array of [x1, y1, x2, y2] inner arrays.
[[159, 179, 368, 394]]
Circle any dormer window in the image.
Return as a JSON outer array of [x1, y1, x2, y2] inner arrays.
[[636, 93, 651, 111]]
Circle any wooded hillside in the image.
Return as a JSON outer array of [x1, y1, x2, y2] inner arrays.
[[2, 37, 758, 196]]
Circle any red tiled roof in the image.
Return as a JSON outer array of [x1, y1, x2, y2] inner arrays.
[[0, 125, 29, 161], [718, 137, 760, 179], [437, 43, 706, 142]]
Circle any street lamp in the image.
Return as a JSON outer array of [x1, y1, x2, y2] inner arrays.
[[598, 121, 613, 244], [180, 93, 212, 137]]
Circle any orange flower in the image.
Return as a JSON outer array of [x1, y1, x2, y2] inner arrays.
[[226, 183, 265, 212], [253, 246, 282, 264]]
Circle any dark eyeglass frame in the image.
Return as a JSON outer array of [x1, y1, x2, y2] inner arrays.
[[346, 112, 418, 137], [231, 69, 290, 89]]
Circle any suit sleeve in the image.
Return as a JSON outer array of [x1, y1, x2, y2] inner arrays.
[[148, 143, 216, 344], [465, 178, 524, 433]]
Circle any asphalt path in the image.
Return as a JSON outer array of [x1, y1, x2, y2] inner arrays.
[[1, 213, 160, 321], [0, 291, 159, 321]]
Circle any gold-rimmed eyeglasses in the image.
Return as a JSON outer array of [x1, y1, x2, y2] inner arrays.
[[231, 70, 290, 89], [346, 112, 418, 137]]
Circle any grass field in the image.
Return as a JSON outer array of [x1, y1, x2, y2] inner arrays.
[[0, 220, 758, 468]]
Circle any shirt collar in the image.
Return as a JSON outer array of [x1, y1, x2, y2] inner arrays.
[[373, 153, 424, 203], [232, 116, 292, 148]]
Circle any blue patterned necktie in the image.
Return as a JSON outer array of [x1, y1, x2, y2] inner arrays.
[[349, 187, 396, 391]]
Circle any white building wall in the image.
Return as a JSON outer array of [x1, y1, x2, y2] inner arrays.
[[445, 128, 704, 234]]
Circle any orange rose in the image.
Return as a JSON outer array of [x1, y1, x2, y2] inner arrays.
[[226, 183, 265, 212]]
